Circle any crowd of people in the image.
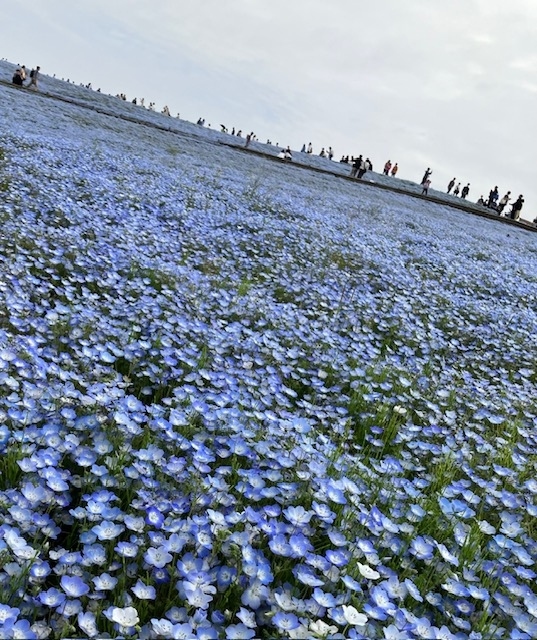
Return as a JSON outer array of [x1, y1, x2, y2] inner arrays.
[[9, 62, 530, 223], [446, 178, 525, 220]]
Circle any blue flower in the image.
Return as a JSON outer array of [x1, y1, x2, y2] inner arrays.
[[272, 611, 300, 631], [132, 578, 156, 600], [92, 520, 125, 540], [144, 545, 173, 568], [225, 623, 256, 639], [60, 575, 90, 598]]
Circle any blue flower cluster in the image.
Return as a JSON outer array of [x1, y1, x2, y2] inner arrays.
[[0, 71, 537, 639]]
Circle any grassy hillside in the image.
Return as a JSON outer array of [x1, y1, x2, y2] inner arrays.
[[1, 66, 537, 639]]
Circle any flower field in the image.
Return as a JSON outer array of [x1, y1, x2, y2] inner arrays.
[[1, 69, 537, 639]]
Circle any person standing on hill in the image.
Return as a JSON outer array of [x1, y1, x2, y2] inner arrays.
[[27, 66, 41, 90], [487, 186, 499, 208], [497, 191, 511, 215], [383, 160, 392, 175], [421, 168, 432, 185], [461, 183, 470, 199], [350, 155, 362, 178], [510, 195, 524, 220], [307, 142, 313, 154], [391, 162, 398, 176], [421, 179, 431, 195], [447, 178, 456, 193], [453, 183, 461, 196], [357, 157, 368, 179]]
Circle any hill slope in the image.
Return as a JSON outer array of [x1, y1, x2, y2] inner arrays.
[[1, 66, 537, 639]]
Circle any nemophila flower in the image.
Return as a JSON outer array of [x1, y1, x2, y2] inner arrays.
[[341, 574, 363, 592], [311, 500, 335, 523], [309, 619, 339, 638], [82, 543, 107, 566], [124, 515, 145, 532], [60, 575, 90, 598], [436, 542, 459, 566], [92, 520, 125, 540], [369, 585, 397, 616], [357, 562, 380, 580], [293, 564, 325, 587], [312, 587, 336, 608], [78, 611, 99, 637], [104, 605, 140, 631], [0, 604, 20, 624], [115, 541, 139, 558], [92, 572, 118, 590], [272, 611, 300, 631], [145, 505, 165, 528], [283, 505, 313, 526], [225, 623, 256, 639], [409, 535, 434, 561], [216, 565, 237, 589], [29, 561, 51, 582], [326, 548, 350, 567], [151, 618, 174, 637], [58, 598, 83, 617], [269, 533, 293, 557], [132, 578, 156, 600], [1, 618, 38, 639], [342, 604, 368, 626], [144, 545, 173, 568], [404, 578, 423, 602], [236, 607, 257, 629], [38, 587, 66, 607], [241, 579, 269, 609]]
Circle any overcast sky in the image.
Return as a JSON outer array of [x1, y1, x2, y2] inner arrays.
[[4, 0, 537, 218]]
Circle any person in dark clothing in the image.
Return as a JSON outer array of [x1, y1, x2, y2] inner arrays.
[[510, 195, 524, 220], [487, 186, 499, 208], [453, 183, 461, 196], [461, 184, 470, 199], [447, 178, 456, 194], [350, 155, 362, 178], [421, 168, 432, 185], [12, 69, 24, 85]]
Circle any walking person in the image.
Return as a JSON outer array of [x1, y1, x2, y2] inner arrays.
[[390, 162, 398, 177], [461, 183, 470, 199], [453, 183, 461, 196], [383, 160, 392, 175], [357, 157, 368, 179], [421, 179, 431, 195], [447, 178, 456, 194], [27, 66, 41, 90]]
